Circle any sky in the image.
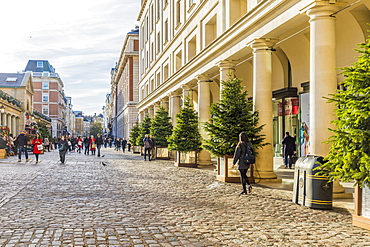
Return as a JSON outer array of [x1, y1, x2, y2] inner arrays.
[[0, 0, 140, 116]]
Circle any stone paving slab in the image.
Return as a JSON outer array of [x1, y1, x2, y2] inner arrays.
[[0, 149, 369, 246]]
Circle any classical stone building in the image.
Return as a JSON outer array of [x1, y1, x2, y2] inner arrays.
[[24, 60, 67, 137], [110, 27, 140, 139], [0, 72, 33, 135], [137, 0, 370, 178]]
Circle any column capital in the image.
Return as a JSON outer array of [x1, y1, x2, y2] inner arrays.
[[196, 74, 212, 82], [169, 91, 181, 98], [181, 83, 196, 90], [248, 38, 278, 52], [217, 60, 237, 70], [302, 2, 346, 21]]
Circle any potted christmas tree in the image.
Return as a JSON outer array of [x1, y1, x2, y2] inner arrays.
[[129, 120, 141, 154], [318, 37, 370, 230], [203, 74, 266, 182], [137, 115, 152, 155], [168, 98, 202, 167], [150, 106, 173, 160]]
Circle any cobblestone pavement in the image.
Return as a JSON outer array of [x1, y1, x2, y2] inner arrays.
[[0, 148, 370, 247]]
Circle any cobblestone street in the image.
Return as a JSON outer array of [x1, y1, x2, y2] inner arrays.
[[0, 148, 370, 246]]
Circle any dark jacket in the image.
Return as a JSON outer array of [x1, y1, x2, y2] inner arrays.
[[150, 138, 156, 148], [233, 142, 253, 170], [17, 133, 28, 146], [83, 137, 90, 146], [282, 135, 296, 155], [58, 140, 69, 152], [96, 136, 104, 145], [121, 139, 127, 147], [143, 137, 152, 149]]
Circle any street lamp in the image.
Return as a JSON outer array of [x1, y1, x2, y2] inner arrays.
[[0, 103, 5, 114]]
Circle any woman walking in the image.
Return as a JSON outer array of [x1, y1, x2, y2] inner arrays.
[[43, 136, 50, 152], [90, 135, 96, 155], [77, 136, 83, 153], [58, 136, 68, 164], [232, 132, 254, 195], [32, 133, 43, 164]]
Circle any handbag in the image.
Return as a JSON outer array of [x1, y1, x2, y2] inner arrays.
[[37, 144, 43, 151]]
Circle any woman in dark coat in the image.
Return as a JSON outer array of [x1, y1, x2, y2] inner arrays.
[[232, 132, 253, 195], [58, 136, 68, 164]]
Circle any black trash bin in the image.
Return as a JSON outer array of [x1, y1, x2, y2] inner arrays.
[[292, 155, 333, 209]]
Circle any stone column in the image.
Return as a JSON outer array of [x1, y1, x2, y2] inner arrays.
[[306, 4, 340, 157], [148, 106, 155, 118], [306, 3, 349, 197], [161, 97, 169, 112], [0, 113, 2, 125], [2, 113, 7, 127], [217, 60, 236, 94], [7, 114, 12, 130], [250, 39, 278, 181], [153, 102, 161, 115], [169, 92, 181, 126], [11, 115, 16, 135], [197, 74, 212, 166], [182, 84, 193, 105]]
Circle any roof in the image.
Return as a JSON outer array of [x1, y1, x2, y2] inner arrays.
[[0, 73, 30, 88], [24, 60, 55, 73]]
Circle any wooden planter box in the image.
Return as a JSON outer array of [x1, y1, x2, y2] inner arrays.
[[175, 151, 198, 168], [217, 155, 255, 183], [156, 147, 170, 160], [0, 149, 7, 159], [353, 184, 370, 230], [132, 146, 141, 154]]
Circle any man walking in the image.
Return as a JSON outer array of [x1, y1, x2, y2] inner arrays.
[[143, 134, 152, 161], [96, 134, 103, 157], [84, 136, 90, 155], [16, 131, 30, 162], [282, 132, 296, 169]]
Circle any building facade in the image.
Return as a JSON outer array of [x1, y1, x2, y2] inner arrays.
[[110, 27, 140, 139], [0, 72, 33, 135], [25, 60, 67, 137], [137, 0, 370, 179]]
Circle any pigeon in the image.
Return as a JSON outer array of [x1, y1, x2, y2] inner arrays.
[[101, 155, 105, 157], [102, 162, 107, 166]]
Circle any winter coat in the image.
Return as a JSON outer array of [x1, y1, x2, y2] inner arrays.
[[282, 135, 296, 155], [233, 142, 253, 170], [32, 138, 43, 154], [17, 134, 28, 147]]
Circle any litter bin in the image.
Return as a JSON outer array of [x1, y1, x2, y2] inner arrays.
[[292, 155, 333, 209]]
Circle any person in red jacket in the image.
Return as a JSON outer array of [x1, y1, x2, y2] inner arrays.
[[76, 136, 83, 153], [32, 133, 43, 164], [90, 135, 96, 155]]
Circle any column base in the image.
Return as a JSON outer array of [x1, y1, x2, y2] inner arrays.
[[333, 192, 353, 199]]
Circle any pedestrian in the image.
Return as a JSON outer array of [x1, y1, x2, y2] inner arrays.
[[84, 136, 90, 155], [0, 135, 6, 155], [96, 133, 103, 157], [282, 132, 296, 169], [90, 135, 96, 155], [149, 135, 156, 160], [43, 136, 50, 152], [16, 131, 30, 162], [8, 133, 16, 155], [32, 133, 43, 164], [232, 132, 253, 195], [127, 141, 131, 152], [58, 135, 68, 164], [52, 136, 59, 150], [143, 134, 152, 161], [108, 138, 113, 148], [121, 138, 127, 153], [115, 138, 121, 151], [77, 136, 83, 153]]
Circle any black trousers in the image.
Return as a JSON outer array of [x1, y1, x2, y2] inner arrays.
[[239, 169, 250, 192], [59, 150, 67, 163], [284, 154, 293, 168], [144, 147, 151, 160]]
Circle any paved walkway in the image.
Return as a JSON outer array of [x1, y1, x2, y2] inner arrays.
[[0, 148, 369, 246]]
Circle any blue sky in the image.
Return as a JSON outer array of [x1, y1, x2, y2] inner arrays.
[[0, 0, 140, 115]]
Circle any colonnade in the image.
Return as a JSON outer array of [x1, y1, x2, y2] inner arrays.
[[0, 112, 20, 135], [137, 3, 342, 181]]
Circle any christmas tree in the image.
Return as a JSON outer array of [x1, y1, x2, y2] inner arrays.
[[129, 120, 140, 146], [137, 115, 152, 146], [168, 98, 202, 152], [319, 37, 370, 188], [150, 106, 173, 147], [203, 74, 266, 156]]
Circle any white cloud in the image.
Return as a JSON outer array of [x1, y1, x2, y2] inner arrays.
[[0, 0, 140, 115]]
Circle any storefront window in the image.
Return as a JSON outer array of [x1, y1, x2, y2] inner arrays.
[[273, 97, 298, 157]]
